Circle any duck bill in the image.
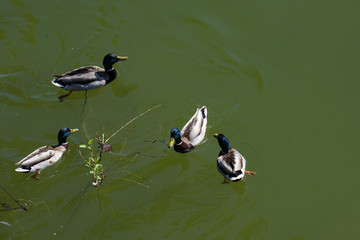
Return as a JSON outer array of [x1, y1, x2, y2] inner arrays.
[[70, 128, 79, 133], [168, 138, 175, 148], [117, 56, 128, 61], [213, 133, 219, 139]]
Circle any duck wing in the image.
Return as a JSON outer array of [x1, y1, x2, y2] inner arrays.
[[53, 66, 108, 85], [15, 145, 67, 173], [15, 145, 68, 166], [15, 146, 56, 167], [180, 106, 207, 146], [217, 148, 245, 176]]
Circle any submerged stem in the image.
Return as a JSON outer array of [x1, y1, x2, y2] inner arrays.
[[0, 184, 27, 211]]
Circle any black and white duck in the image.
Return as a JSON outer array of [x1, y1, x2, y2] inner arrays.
[[52, 53, 128, 101]]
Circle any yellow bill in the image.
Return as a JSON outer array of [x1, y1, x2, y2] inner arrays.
[[70, 128, 79, 133], [168, 138, 175, 148]]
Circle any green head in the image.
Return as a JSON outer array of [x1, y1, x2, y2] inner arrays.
[[168, 128, 181, 148], [214, 133, 230, 154], [103, 53, 128, 70], [58, 128, 78, 144]]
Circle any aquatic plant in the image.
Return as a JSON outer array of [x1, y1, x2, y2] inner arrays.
[[79, 104, 161, 187], [79, 136, 110, 187]]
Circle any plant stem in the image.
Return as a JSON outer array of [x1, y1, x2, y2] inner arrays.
[[105, 104, 161, 143], [0, 184, 27, 211]]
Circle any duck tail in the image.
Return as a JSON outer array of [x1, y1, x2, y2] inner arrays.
[[200, 106, 207, 119], [51, 79, 64, 88], [229, 170, 244, 181], [15, 167, 30, 173]]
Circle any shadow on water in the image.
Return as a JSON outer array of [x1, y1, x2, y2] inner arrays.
[[110, 79, 139, 98], [62, 182, 93, 213], [79, 90, 88, 117], [104, 152, 173, 192], [235, 216, 268, 240], [177, 157, 190, 176], [228, 180, 248, 196], [58, 182, 99, 239]]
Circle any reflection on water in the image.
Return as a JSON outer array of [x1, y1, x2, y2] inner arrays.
[[0, 72, 19, 78]]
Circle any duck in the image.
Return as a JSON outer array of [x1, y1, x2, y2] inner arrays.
[[168, 106, 207, 153], [15, 128, 78, 179], [214, 133, 256, 183], [51, 53, 128, 101]]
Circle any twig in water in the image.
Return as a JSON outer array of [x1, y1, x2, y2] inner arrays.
[[79, 104, 161, 187], [128, 151, 163, 159], [144, 139, 168, 145], [105, 104, 161, 144], [117, 178, 150, 189], [0, 184, 27, 211]]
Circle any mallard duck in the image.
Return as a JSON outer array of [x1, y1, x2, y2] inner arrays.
[[168, 106, 207, 153], [51, 53, 128, 101], [15, 128, 78, 179], [214, 133, 256, 183]]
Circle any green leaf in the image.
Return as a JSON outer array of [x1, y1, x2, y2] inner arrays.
[[88, 139, 94, 145]]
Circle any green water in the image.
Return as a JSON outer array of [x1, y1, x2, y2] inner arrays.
[[1, 0, 360, 239]]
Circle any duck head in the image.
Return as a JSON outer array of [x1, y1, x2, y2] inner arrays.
[[58, 128, 79, 144], [168, 128, 182, 148], [103, 53, 128, 70], [214, 133, 230, 154]]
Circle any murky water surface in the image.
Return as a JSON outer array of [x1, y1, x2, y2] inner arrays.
[[1, 0, 359, 239]]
